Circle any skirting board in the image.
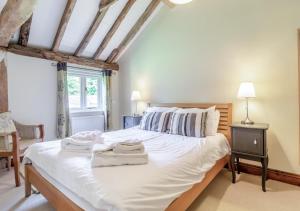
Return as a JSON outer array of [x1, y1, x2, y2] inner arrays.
[[237, 162, 300, 186]]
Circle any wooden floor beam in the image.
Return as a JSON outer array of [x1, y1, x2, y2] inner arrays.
[[1, 45, 119, 70]]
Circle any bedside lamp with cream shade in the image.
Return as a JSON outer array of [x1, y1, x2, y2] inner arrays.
[[131, 90, 141, 116], [238, 82, 256, 124]]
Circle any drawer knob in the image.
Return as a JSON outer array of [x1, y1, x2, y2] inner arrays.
[[254, 139, 257, 145]]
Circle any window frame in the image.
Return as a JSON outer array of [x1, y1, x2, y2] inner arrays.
[[67, 68, 103, 112]]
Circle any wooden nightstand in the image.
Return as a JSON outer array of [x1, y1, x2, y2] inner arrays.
[[123, 115, 142, 129], [230, 123, 269, 191]]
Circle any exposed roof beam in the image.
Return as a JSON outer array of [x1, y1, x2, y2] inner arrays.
[[74, 0, 115, 57], [106, 0, 160, 63], [0, 0, 37, 47], [52, 0, 77, 52], [94, 0, 136, 59], [18, 14, 33, 46], [161, 0, 175, 8], [0, 53, 8, 113], [1, 45, 119, 70], [100, 0, 119, 12]]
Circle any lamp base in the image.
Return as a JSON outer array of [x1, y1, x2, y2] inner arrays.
[[241, 117, 254, 125]]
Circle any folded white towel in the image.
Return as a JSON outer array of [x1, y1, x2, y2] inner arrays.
[[91, 152, 148, 167], [61, 138, 94, 152], [61, 131, 104, 152], [113, 141, 145, 154], [71, 130, 103, 143]]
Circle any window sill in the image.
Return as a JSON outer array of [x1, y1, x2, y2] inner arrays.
[[70, 110, 104, 117]]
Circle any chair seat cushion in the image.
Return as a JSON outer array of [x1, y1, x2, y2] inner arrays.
[[0, 137, 41, 154], [19, 139, 42, 154]]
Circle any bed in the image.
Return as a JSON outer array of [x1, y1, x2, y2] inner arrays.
[[23, 103, 232, 211]]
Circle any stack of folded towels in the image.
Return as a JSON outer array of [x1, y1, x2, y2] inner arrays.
[[61, 131, 103, 152], [91, 140, 148, 167]]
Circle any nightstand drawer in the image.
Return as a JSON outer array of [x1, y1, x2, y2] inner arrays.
[[232, 128, 264, 155]]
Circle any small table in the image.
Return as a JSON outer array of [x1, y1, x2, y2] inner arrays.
[[123, 115, 142, 129], [230, 123, 269, 192]]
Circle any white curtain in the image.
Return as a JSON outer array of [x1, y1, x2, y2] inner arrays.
[[56, 62, 71, 138]]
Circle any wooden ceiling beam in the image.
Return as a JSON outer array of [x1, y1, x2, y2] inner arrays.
[[0, 0, 37, 47], [106, 0, 160, 63], [74, 0, 114, 57], [161, 0, 176, 8], [100, 0, 119, 12], [18, 14, 33, 46], [0, 52, 8, 113], [0, 45, 119, 71], [94, 0, 136, 59], [52, 0, 77, 52]]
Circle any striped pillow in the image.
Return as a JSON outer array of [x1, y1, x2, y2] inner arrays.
[[169, 112, 208, 138], [140, 112, 173, 132]]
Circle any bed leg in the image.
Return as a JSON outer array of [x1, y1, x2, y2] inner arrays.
[[25, 165, 32, 197]]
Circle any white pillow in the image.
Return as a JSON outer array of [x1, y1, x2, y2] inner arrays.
[[145, 106, 178, 113], [174, 106, 219, 136]]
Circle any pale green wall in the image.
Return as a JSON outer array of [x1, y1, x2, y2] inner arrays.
[[119, 0, 300, 174]]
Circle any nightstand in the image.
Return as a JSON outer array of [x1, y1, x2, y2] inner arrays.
[[123, 115, 142, 129], [230, 123, 269, 192]]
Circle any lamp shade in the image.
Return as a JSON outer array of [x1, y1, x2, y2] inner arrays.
[[131, 90, 141, 101], [237, 82, 256, 98], [169, 0, 193, 4]]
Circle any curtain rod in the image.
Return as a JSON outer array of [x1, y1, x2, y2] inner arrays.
[[50, 63, 116, 73]]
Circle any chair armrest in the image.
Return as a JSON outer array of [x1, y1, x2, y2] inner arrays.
[[37, 124, 45, 141], [14, 121, 45, 140], [11, 132, 20, 154]]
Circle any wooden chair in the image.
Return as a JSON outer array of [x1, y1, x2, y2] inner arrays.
[[0, 132, 20, 186], [0, 122, 44, 187]]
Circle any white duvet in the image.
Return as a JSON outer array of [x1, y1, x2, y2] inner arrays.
[[23, 127, 230, 211]]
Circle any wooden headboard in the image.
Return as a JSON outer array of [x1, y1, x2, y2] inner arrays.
[[149, 103, 232, 142]]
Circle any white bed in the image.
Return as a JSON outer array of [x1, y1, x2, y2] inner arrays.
[[23, 127, 230, 211]]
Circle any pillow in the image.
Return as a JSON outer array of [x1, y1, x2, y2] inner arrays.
[[175, 106, 220, 136], [0, 112, 16, 152], [0, 112, 16, 134], [169, 111, 208, 138], [145, 106, 178, 113], [140, 111, 173, 132], [206, 110, 220, 136]]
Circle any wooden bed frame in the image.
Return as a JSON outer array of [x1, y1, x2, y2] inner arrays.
[[24, 103, 232, 211]]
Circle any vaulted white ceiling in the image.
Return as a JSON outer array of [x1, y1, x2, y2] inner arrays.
[[0, 0, 163, 62]]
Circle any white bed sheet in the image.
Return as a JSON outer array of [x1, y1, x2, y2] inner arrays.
[[23, 127, 230, 211]]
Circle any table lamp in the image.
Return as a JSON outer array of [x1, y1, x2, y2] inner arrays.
[[131, 90, 141, 116], [238, 82, 256, 124]]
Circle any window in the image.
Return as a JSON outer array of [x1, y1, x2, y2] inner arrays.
[[67, 69, 102, 111]]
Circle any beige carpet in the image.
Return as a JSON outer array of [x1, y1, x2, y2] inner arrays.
[[0, 169, 300, 211]]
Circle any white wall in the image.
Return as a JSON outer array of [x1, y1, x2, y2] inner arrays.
[[119, 0, 300, 174], [6, 53, 120, 140], [7, 53, 57, 141]]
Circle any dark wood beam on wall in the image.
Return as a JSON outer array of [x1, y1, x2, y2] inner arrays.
[[0, 54, 8, 113], [52, 0, 77, 52], [74, 0, 113, 57], [18, 15, 33, 46], [106, 0, 160, 63], [94, 0, 136, 59], [0, 45, 119, 71], [0, 0, 37, 47]]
